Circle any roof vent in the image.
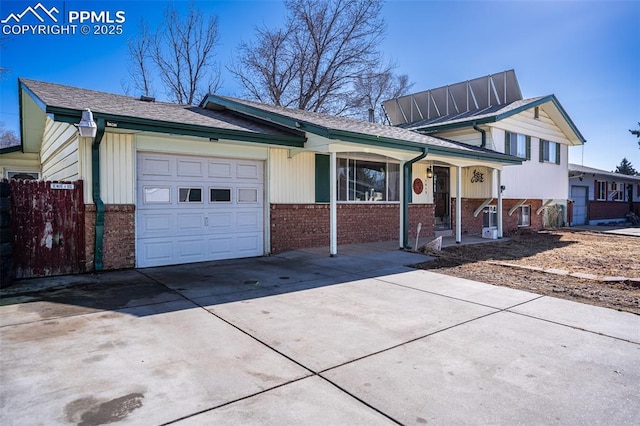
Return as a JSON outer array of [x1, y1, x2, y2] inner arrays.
[[139, 95, 155, 102]]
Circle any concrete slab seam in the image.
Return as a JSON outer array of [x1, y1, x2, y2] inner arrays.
[[505, 306, 640, 346]]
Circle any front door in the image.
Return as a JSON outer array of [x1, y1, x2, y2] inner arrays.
[[433, 166, 451, 230]]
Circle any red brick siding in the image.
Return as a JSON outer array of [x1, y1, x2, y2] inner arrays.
[[85, 204, 135, 271], [451, 199, 544, 235], [270, 203, 435, 253], [588, 201, 639, 220]]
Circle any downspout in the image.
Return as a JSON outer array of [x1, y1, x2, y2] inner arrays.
[[402, 147, 428, 249], [92, 118, 106, 271], [473, 122, 486, 148]]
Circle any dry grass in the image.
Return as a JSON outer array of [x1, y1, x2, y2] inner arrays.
[[414, 230, 640, 315]]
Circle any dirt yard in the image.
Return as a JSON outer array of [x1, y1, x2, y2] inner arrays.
[[414, 230, 640, 315]]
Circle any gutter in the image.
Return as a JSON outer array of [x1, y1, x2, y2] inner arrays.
[[473, 122, 486, 148], [92, 118, 106, 271], [402, 147, 428, 249]]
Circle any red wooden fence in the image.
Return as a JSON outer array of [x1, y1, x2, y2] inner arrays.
[[9, 180, 85, 279]]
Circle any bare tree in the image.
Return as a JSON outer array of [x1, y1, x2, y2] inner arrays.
[[0, 122, 19, 149], [126, 19, 154, 97], [230, 0, 395, 115], [350, 68, 413, 123], [125, 2, 221, 104]]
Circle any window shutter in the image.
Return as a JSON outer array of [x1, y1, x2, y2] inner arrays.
[[555, 143, 561, 164], [605, 181, 608, 200], [525, 136, 531, 160], [504, 132, 510, 155], [594, 181, 599, 200], [539, 140, 545, 163], [314, 154, 330, 203]]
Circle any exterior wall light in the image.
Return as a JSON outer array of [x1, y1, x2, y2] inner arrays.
[[426, 167, 433, 179], [78, 108, 97, 138]]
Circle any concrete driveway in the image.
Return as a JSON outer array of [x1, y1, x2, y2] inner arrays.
[[1, 242, 639, 425]]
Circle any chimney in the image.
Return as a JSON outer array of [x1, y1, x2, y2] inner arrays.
[[368, 108, 375, 123]]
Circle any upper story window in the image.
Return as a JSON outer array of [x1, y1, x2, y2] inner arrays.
[[540, 140, 561, 164], [338, 158, 400, 202], [505, 132, 530, 160]]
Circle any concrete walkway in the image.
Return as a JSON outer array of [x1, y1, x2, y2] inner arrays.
[[569, 224, 640, 237], [1, 243, 639, 425]]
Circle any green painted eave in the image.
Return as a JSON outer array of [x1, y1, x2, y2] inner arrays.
[[47, 106, 307, 148], [204, 95, 522, 166]]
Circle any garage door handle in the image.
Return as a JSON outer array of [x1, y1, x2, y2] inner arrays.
[[204, 217, 208, 227]]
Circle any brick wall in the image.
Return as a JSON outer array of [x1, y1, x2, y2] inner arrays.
[[451, 199, 544, 235], [588, 201, 639, 220], [270, 203, 435, 253], [85, 204, 135, 271]]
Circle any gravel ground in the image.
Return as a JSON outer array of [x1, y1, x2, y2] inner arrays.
[[413, 230, 640, 315]]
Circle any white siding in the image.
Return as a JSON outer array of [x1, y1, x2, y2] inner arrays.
[[412, 162, 433, 204], [462, 166, 493, 198], [40, 118, 79, 181], [269, 148, 315, 203], [492, 109, 570, 147], [0, 152, 40, 177], [136, 133, 268, 160], [100, 132, 135, 204]]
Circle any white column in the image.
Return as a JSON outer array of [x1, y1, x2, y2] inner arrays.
[[330, 151, 338, 256], [497, 168, 503, 238], [456, 165, 462, 243], [399, 161, 405, 248]]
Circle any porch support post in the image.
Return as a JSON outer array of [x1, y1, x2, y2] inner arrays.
[[402, 148, 428, 249], [497, 169, 504, 238], [456, 165, 462, 244], [399, 161, 405, 248], [329, 151, 337, 256]]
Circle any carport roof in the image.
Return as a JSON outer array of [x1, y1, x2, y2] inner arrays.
[[202, 95, 522, 164], [17, 78, 306, 148]]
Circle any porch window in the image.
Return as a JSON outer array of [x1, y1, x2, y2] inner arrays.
[[518, 206, 531, 227], [337, 158, 400, 202], [505, 132, 530, 160], [595, 181, 606, 201], [540, 140, 561, 164], [483, 205, 498, 228]]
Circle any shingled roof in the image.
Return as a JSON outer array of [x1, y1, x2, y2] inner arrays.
[[19, 78, 301, 138], [202, 95, 522, 164]]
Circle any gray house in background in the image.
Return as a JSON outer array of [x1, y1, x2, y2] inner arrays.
[[568, 163, 640, 225]]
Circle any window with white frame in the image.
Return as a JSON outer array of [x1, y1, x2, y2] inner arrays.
[[505, 132, 528, 159], [611, 182, 625, 201], [541, 140, 560, 164], [518, 205, 531, 227], [337, 158, 400, 202], [595, 181, 606, 201], [178, 187, 202, 203], [483, 205, 498, 228]]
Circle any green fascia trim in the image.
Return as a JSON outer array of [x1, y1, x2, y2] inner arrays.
[[428, 146, 522, 165], [414, 95, 586, 144], [49, 107, 306, 148], [0, 145, 23, 154]]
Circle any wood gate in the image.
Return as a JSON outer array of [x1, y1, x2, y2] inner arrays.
[[9, 180, 85, 279]]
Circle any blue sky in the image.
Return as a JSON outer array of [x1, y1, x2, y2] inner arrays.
[[1, 0, 638, 171]]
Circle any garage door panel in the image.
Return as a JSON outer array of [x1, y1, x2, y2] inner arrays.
[[137, 153, 264, 268], [141, 214, 173, 235], [177, 213, 205, 232], [237, 162, 260, 179], [237, 234, 262, 255], [207, 237, 234, 257], [177, 159, 204, 177], [140, 157, 173, 177], [209, 161, 233, 178]]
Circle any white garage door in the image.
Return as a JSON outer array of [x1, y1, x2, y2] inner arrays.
[[136, 153, 264, 268], [571, 186, 588, 226]]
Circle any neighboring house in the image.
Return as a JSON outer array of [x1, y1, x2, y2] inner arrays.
[[2, 77, 522, 272], [568, 163, 640, 225], [383, 70, 585, 234]]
